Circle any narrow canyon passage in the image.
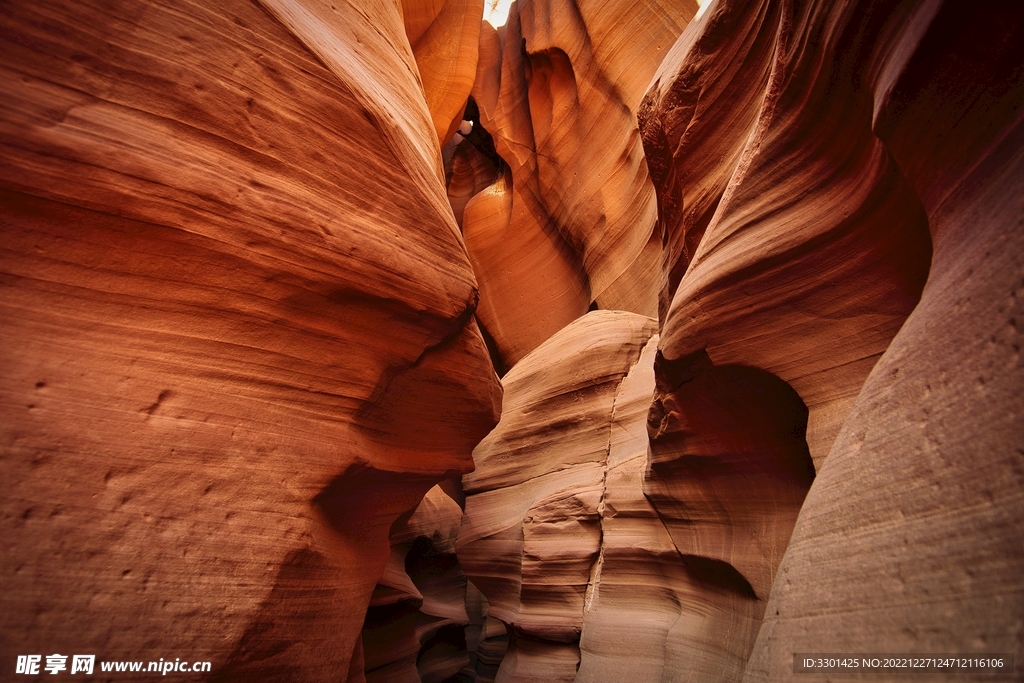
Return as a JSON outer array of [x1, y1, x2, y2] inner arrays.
[[1, 1, 1022, 682]]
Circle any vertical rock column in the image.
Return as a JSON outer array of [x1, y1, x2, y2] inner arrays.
[[460, 0, 698, 368]]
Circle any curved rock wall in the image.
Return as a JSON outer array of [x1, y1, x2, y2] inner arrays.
[[643, 0, 933, 468], [2, 0, 1021, 681], [459, 0, 1022, 681], [402, 0, 485, 145], [0, 0, 499, 679], [744, 0, 1024, 677], [460, 0, 698, 368]]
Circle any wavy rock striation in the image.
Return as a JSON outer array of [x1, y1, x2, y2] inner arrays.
[[641, 0, 933, 468], [637, 0, 1024, 679], [456, 0, 698, 369], [403, 0, 485, 146], [458, 311, 658, 681], [362, 483, 474, 683], [0, 0, 499, 680], [744, 1, 1024, 678], [1, 0, 1022, 680]]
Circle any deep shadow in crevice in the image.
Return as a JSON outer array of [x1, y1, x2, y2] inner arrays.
[[418, 624, 469, 682], [462, 97, 504, 172], [681, 554, 758, 600], [646, 357, 816, 603], [474, 315, 507, 378]]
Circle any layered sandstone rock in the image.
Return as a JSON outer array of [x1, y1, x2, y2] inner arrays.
[[575, 329, 752, 683], [458, 311, 658, 681], [2, 0, 1022, 681], [635, 0, 929, 672], [456, 0, 698, 368], [641, 0, 932, 468], [745, 1, 1024, 678], [0, 1, 499, 680], [636, 0, 1024, 679], [362, 484, 474, 683], [457, 313, 811, 683]]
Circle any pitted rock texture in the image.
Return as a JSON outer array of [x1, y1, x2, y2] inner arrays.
[[0, 0, 499, 680]]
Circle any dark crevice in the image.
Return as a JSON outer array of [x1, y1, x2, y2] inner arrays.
[[656, 347, 715, 391], [363, 531, 472, 683], [462, 97, 505, 172], [417, 624, 468, 673], [474, 314, 507, 378]]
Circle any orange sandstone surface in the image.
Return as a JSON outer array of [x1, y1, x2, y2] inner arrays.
[[1, 0, 1021, 681]]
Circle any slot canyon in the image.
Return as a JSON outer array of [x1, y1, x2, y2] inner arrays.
[[1, 0, 1022, 681]]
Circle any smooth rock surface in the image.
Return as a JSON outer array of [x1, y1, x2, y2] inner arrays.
[[745, 1, 1024, 678], [403, 0, 484, 145], [458, 311, 657, 681], [641, 0, 933, 467], [461, 0, 698, 368], [2, 0, 1022, 680], [0, 1, 500, 680]]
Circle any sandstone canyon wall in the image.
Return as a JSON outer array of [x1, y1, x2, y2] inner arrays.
[[0, 0, 501, 680], [1, 0, 1022, 682]]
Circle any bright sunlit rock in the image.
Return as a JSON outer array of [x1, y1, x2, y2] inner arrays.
[[484, 0, 514, 28]]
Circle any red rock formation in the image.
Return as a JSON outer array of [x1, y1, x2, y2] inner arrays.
[[459, 0, 698, 368], [636, 0, 1024, 679], [745, 1, 1024, 678], [641, 0, 932, 467], [458, 311, 657, 681], [403, 0, 485, 145], [2, 0, 1022, 680], [362, 484, 474, 683], [0, 0, 499, 680]]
